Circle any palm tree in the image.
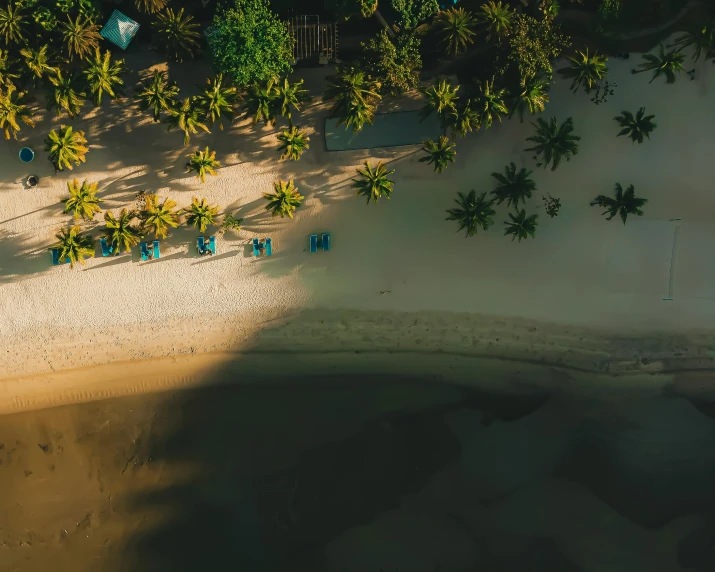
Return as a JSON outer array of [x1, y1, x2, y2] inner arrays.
[[61, 15, 101, 61], [263, 179, 304, 218], [420, 78, 459, 125], [135, 70, 179, 122], [0, 84, 34, 140], [19, 45, 56, 86], [243, 78, 278, 126], [524, 116, 580, 171], [141, 194, 180, 238], [186, 146, 221, 183], [491, 162, 536, 209], [590, 183, 647, 224], [632, 44, 685, 84], [352, 161, 395, 204], [445, 190, 496, 237], [448, 99, 480, 137], [473, 78, 508, 130], [153, 8, 201, 63], [277, 126, 310, 161], [165, 97, 210, 145], [419, 136, 456, 173], [273, 77, 310, 126], [669, 20, 715, 62], [135, 0, 168, 14], [46, 69, 85, 118], [508, 74, 550, 123], [504, 209, 538, 242], [324, 67, 381, 132], [614, 107, 656, 144], [44, 125, 89, 171], [558, 49, 608, 93], [0, 2, 26, 45], [52, 225, 95, 268], [478, 0, 513, 43], [82, 49, 126, 106], [436, 7, 477, 55], [197, 74, 237, 130], [62, 179, 102, 220], [103, 209, 142, 253], [0, 49, 19, 89], [183, 197, 219, 232]]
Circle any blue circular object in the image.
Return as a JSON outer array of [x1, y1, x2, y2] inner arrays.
[[19, 147, 34, 163]]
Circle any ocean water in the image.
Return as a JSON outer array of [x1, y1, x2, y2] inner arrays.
[[2, 372, 715, 572]]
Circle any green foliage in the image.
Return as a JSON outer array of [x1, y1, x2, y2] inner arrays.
[[243, 77, 278, 126], [83, 49, 126, 105], [352, 161, 395, 204], [61, 15, 101, 61], [419, 136, 456, 174], [390, 0, 437, 31], [504, 209, 538, 242], [448, 99, 480, 137], [445, 190, 496, 237], [153, 8, 201, 63], [360, 30, 422, 97], [183, 197, 219, 232], [44, 125, 88, 171], [62, 178, 102, 220], [0, 84, 34, 140], [472, 77, 508, 130], [670, 20, 715, 62], [558, 49, 608, 93], [103, 209, 142, 253], [491, 162, 536, 209], [141, 194, 180, 238], [614, 107, 656, 144], [20, 46, 57, 86], [420, 78, 459, 126], [135, 70, 179, 122], [46, 69, 85, 118], [478, 0, 514, 43], [506, 14, 570, 82], [436, 7, 477, 56], [524, 116, 580, 171], [590, 183, 647, 224], [198, 74, 238, 130], [33, 7, 56, 32], [324, 66, 381, 132], [325, 0, 376, 20], [272, 77, 310, 126], [277, 126, 309, 161], [207, 0, 293, 87], [135, 0, 167, 14], [52, 225, 94, 268], [507, 74, 549, 122], [221, 213, 243, 234], [0, 49, 19, 89], [186, 146, 221, 183], [0, 3, 27, 45], [263, 179, 304, 218], [165, 97, 210, 145], [596, 0, 622, 36], [632, 44, 685, 84]]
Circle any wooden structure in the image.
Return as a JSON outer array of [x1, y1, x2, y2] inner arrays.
[[288, 16, 337, 65]]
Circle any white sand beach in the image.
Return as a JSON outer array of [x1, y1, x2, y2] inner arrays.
[[3, 40, 715, 406]]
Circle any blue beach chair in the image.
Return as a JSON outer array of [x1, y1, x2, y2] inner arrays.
[[99, 237, 113, 257], [321, 233, 331, 252], [153, 240, 160, 259], [208, 236, 216, 255], [252, 237, 261, 257], [140, 242, 155, 261], [197, 236, 206, 255], [265, 237, 272, 256], [309, 234, 318, 253]]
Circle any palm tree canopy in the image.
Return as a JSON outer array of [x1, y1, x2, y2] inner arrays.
[[20, 45, 57, 84], [590, 183, 647, 224], [153, 8, 201, 63], [141, 194, 180, 238], [62, 178, 102, 220], [0, 84, 34, 140], [420, 78, 460, 124], [135, 0, 168, 14], [183, 197, 219, 232], [186, 146, 221, 183], [135, 70, 179, 122], [419, 136, 456, 173], [0, 49, 19, 89], [473, 78, 508, 130], [263, 179, 305, 218], [165, 96, 210, 145], [670, 20, 715, 62], [491, 162, 536, 209], [504, 209, 538, 242], [524, 116, 581, 171], [52, 225, 95, 268], [104, 209, 142, 252], [243, 78, 278, 126], [508, 74, 550, 122], [614, 107, 656, 144], [436, 7, 477, 55], [44, 125, 89, 171], [61, 15, 102, 61], [273, 77, 310, 125], [0, 2, 27, 45], [478, 0, 513, 42], [558, 49, 608, 93], [46, 69, 86, 118], [198, 74, 238, 129], [83, 49, 127, 105], [324, 67, 381, 132], [277, 126, 310, 161], [351, 161, 396, 204], [445, 190, 496, 237], [448, 99, 480, 137], [632, 44, 685, 84]]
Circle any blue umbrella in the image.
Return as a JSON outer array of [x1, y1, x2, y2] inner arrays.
[[19, 147, 34, 163]]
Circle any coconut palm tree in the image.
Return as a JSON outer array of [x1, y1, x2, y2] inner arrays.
[[0, 84, 34, 140], [473, 78, 508, 130], [19, 45, 56, 86], [186, 146, 221, 183], [46, 69, 85, 118], [478, 0, 513, 43], [558, 49, 608, 93], [445, 190, 496, 237], [436, 7, 477, 55], [632, 44, 685, 84], [324, 67, 381, 132], [61, 15, 101, 61], [669, 20, 715, 62], [135, 0, 168, 14], [448, 99, 480, 137], [524, 116, 580, 171], [243, 78, 278, 126], [504, 209, 538, 242], [419, 136, 456, 173], [590, 183, 647, 224], [183, 197, 219, 232], [197, 74, 237, 130], [352, 161, 395, 204], [62, 178, 102, 220], [141, 194, 180, 238], [44, 125, 89, 171], [614, 107, 656, 144], [165, 97, 210, 145], [103, 209, 142, 253], [490, 162, 536, 209], [0, 49, 19, 89], [507, 74, 550, 123], [83, 49, 126, 105], [277, 126, 310, 161], [52, 225, 95, 268], [153, 8, 201, 63], [420, 78, 459, 125], [273, 77, 310, 126], [0, 2, 26, 45], [135, 70, 179, 122], [263, 179, 304, 218]]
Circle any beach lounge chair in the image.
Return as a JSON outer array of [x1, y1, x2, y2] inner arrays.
[[265, 237, 272, 256], [309, 234, 318, 253], [140, 242, 151, 261], [197, 236, 206, 255], [252, 237, 261, 257], [153, 240, 160, 259], [51, 248, 69, 265], [99, 237, 113, 257], [208, 236, 216, 255], [321, 233, 331, 252]]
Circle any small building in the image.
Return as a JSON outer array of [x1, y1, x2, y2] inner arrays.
[[287, 15, 337, 65], [100, 10, 140, 51]]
